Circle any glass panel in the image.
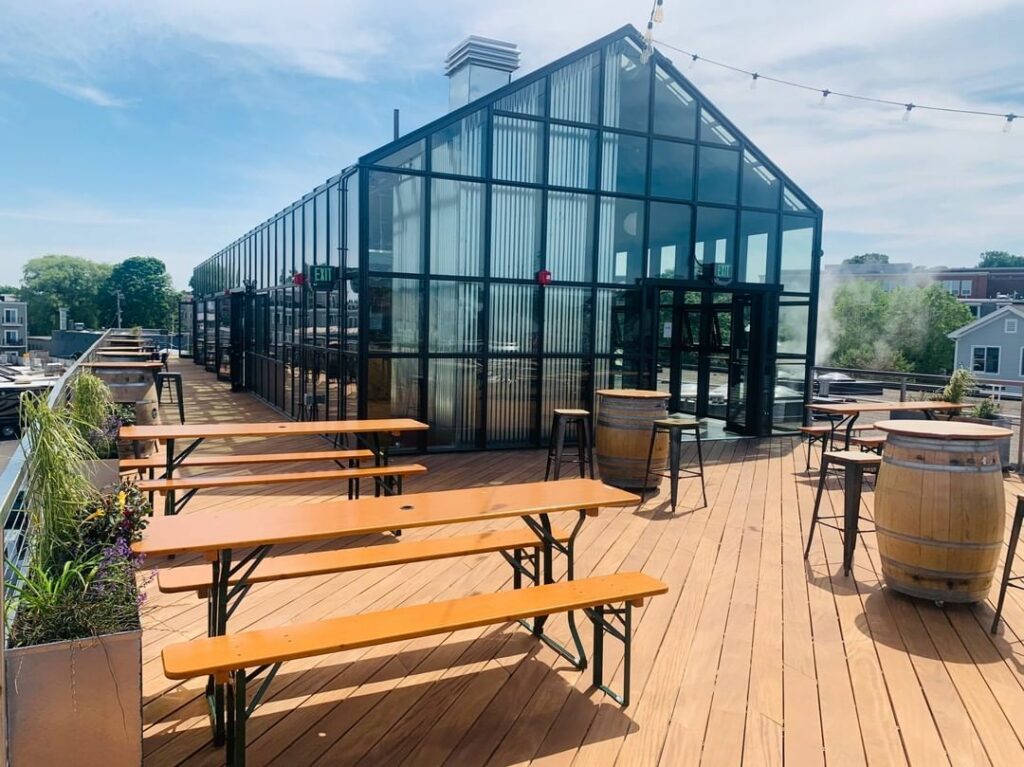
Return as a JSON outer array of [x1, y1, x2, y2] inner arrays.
[[653, 65, 697, 139], [546, 192, 595, 282], [430, 110, 486, 177], [597, 196, 644, 284], [697, 146, 739, 204], [490, 185, 542, 279], [595, 289, 641, 353], [342, 278, 359, 351], [430, 178, 485, 276], [594, 356, 642, 391], [495, 80, 546, 116], [367, 277, 420, 352], [544, 286, 591, 353], [345, 174, 359, 269], [550, 51, 600, 123], [376, 140, 425, 170], [489, 283, 538, 354], [600, 132, 647, 195], [366, 357, 420, 447], [487, 358, 536, 446], [739, 212, 776, 284], [429, 281, 482, 352], [778, 304, 810, 355], [780, 216, 815, 292], [603, 38, 650, 132], [367, 172, 423, 272], [651, 139, 695, 200], [493, 115, 543, 184], [549, 124, 597, 189], [742, 151, 780, 208], [315, 191, 327, 266], [429, 358, 480, 448], [541, 358, 589, 440], [695, 207, 736, 281], [783, 185, 810, 212], [647, 201, 693, 279], [700, 108, 738, 146]]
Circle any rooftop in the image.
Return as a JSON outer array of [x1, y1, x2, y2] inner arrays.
[[140, 360, 1024, 765]]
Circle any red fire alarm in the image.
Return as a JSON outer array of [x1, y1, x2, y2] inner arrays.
[[536, 269, 552, 286], [292, 272, 306, 286]]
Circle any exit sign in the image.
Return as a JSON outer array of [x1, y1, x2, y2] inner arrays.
[[309, 265, 339, 290]]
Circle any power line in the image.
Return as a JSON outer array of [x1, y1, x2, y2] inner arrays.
[[652, 38, 1018, 131]]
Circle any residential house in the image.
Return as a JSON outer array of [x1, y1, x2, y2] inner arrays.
[[0, 295, 28, 364], [947, 304, 1024, 384]]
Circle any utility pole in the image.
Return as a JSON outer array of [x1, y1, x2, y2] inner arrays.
[[115, 290, 123, 328]]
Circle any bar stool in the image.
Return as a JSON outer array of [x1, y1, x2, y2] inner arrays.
[[544, 409, 594, 481], [798, 423, 832, 472], [155, 371, 186, 424], [850, 434, 886, 455], [642, 416, 706, 512], [991, 495, 1024, 633], [804, 450, 880, 575]]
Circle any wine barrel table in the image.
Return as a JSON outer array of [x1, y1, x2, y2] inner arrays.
[[595, 389, 669, 489], [874, 419, 1012, 603]]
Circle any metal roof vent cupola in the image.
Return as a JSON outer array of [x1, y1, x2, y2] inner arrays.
[[445, 36, 520, 110]]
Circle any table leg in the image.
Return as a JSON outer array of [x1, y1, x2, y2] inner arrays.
[[843, 465, 863, 576], [842, 414, 860, 450], [164, 438, 176, 516]]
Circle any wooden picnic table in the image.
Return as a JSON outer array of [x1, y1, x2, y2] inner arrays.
[[82, 361, 163, 370], [134, 477, 638, 741], [119, 418, 429, 511], [96, 350, 154, 358], [806, 400, 969, 449]]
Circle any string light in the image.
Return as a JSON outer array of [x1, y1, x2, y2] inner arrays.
[[653, 0, 665, 23], [641, 0, 666, 65], [653, 37, 1019, 132]]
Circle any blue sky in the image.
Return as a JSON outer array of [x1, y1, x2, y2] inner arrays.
[[0, 0, 1021, 290]]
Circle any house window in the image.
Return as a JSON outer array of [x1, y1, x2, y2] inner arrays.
[[1006, 319, 1018, 334], [960, 280, 972, 297], [2, 308, 16, 324], [1020, 347, 1024, 377], [3, 330, 19, 346], [972, 346, 1000, 374]]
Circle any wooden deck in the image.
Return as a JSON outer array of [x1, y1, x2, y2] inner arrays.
[[142, 360, 1024, 766]]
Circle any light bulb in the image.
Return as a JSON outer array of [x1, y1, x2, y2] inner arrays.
[[819, 89, 830, 106], [689, 54, 699, 69], [749, 73, 759, 91], [653, 1, 664, 23], [1005, 114, 1016, 133], [902, 103, 914, 122]]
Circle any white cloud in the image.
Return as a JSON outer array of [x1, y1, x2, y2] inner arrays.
[[51, 82, 126, 108]]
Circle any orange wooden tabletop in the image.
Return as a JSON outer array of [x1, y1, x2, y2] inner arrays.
[[806, 401, 968, 415], [874, 419, 1013, 439], [119, 418, 428, 441], [96, 351, 153, 357], [82, 361, 163, 369], [132, 478, 639, 557], [596, 389, 670, 399]]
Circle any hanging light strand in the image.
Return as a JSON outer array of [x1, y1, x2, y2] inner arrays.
[[641, 0, 666, 64], [652, 37, 1019, 130]]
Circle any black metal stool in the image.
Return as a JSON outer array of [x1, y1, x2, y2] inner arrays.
[[155, 371, 185, 424], [642, 416, 706, 512], [798, 423, 832, 472], [544, 408, 594, 480], [991, 495, 1024, 633], [804, 450, 880, 575]]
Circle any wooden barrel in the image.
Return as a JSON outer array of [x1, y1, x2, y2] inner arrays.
[[874, 419, 1011, 603], [132, 393, 161, 458], [595, 389, 669, 489]]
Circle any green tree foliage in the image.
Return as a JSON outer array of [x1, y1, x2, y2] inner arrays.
[[977, 250, 1024, 268], [20, 255, 112, 334], [842, 252, 889, 265], [102, 257, 176, 329], [0, 285, 20, 298], [829, 281, 971, 374]]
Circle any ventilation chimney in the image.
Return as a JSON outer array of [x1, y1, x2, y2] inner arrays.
[[445, 36, 520, 111]]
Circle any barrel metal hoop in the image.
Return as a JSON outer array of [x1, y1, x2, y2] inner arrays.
[[882, 455, 1002, 473], [875, 525, 1003, 551], [885, 434, 1005, 453], [879, 554, 994, 580]]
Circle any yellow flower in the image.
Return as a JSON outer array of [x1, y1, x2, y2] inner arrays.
[[84, 508, 106, 522], [117, 491, 127, 511]]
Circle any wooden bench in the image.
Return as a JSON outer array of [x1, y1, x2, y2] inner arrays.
[[162, 572, 668, 763], [120, 448, 375, 478], [850, 434, 885, 454], [138, 463, 427, 515], [158, 527, 572, 596]]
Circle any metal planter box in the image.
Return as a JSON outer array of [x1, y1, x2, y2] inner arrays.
[[6, 629, 142, 766]]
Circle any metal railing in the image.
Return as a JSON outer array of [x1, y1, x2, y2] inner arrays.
[[812, 365, 1024, 468]]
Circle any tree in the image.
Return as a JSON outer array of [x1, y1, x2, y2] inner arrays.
[[842, 252, 889, 265], [102, 257, 177, 329], [20, 255, 112, 334], [0, 285, 20, 298], [827, 281, 971, 374], [977, 250, 1024, 268]]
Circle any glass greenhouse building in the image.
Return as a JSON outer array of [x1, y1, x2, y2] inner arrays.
[[189, 25, 822, 451]]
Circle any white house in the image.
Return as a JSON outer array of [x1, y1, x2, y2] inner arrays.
[[947, 304, 1024, 383]]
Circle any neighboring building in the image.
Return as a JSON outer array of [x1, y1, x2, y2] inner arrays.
[[948, 304, 1024, 383], [0, 295, 28, 364], [189, 25, 823, 449]]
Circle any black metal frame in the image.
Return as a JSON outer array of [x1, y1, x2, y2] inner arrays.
[[992, 496, 1024, 633]]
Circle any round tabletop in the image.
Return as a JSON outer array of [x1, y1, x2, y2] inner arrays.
[[595, 389, 669, 399], [874, 419, 1013, 440]]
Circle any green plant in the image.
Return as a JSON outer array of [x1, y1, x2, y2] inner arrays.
[[971, 397, 1001, 419], [20, 393, 99, 568], [130, 325, 142, 337], [940, 368, 977, 404]]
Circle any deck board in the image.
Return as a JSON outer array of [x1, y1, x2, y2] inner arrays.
[[141, 361, 1024, 766]]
